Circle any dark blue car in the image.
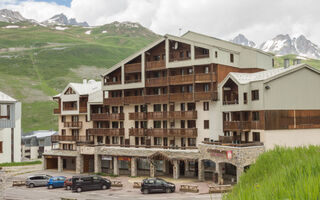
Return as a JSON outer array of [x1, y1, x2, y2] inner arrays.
[[47, 176, 66, 189]]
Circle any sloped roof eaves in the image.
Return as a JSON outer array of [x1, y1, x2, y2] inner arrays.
[[101, 37, 166, 77]]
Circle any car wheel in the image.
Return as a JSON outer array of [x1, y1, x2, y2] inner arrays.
[[48, 185, 53, 189], [166, 188, 171, 193], [101, 184, 107, 190], [66, 185, 71, 190], [142, 189, 149, 194], [29, 183, 35, 188], [76, 187, 82, 193]]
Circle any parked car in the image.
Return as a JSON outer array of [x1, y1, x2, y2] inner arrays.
[[26, 174, 52, 188], [47, 176, 67, 189], [71, 175, 111, 193], [141, 178, 175, 194], [64, 177, 72, 190]]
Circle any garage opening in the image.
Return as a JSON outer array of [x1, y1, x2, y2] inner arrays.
[[46, 157, 58, 169], [62, 157, 76, 171]]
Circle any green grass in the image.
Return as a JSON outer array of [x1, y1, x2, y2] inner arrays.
[[0, 160, 42, 167], [274, 54, 320, 70], [0, 22, 159, 133], [224, 146, 320, 200]]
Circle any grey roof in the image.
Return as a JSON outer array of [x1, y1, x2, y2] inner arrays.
[[54, 80, 101, 98], [22, 130, 58, 139], [0, 91, 16, 103]]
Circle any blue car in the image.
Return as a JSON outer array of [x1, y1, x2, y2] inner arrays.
[[47, 176, 66, 189]]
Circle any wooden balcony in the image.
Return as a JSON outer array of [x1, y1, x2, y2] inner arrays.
[[145, 94, 169, 104], [146, 77, 167, 87], [124, 96, 145, 104], [53, 108, 61, 114], [91, 113, 124, 121], [129, 112, 147, 120], [124, 63, 141, 73], [223, 99, 239, 105], [63, 121, 82, 128], [169, 74, 193, 85], [79, 106, 87, 113], [129, 128, 147, 136], [103, 97, 124, 105], [148, 112, 168, 120], [169, 128, 197, 137], [168, 111, 197, 119], [194, 91, 218, 101], [51, 135, 76, 142], [169, 93, 193, 102], [88, 128, 125, 136], [125, 79, 141, 84], [63, 106, 77, 111], [223, 121, 251, 131], [195, 54, 209, 59], [195, 73, 216, 83], [105, 81, 121, 86], [146, 60, 165, 71]]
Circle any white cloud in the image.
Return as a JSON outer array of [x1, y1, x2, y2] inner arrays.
[[1, 0, 320, 45]]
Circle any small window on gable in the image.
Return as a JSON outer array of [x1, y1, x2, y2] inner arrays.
[[230, 53, 234, 63], [64, 87, 75, 95], [0, 141, 2, 153], [215, 51, 218, 58], [251, 90, 259, 101]]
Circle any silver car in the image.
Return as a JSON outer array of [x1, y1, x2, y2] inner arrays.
[[26, 174, 52, 188]]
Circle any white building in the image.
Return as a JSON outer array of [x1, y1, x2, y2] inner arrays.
[[0, 91, 21, 163]]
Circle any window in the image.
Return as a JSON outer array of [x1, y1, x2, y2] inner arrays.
[[272, 59, 275, 67], [230, 53, 234, 63], [163, 104, 167, 112], [180, 103, 185, 111], [163, 137, 168, 146], [204, 66, 209, 74], [181, 138, 186, 147], [61, 129, 66, 136], [204, 84, 210, 92], [181, 120, 185, 128], [243, 93, 248, 104], [188, 85, 193, 92], [203, 102, 209, 111], [187, 103, 195, 111], [153, 55, 160, 61], [188, 138, 196, 146], [0, 141, 2, 153], [252, 111, 260, 121], [187, 51, 191, 58], [153, 121, 161, 128], [179, 51, 184, 58], [112, 136, 118, 144], [253, 132, 260, 142], [251, 90, 259, 101], [215, 51, 218, 58], [204, 120, 209, 129], [71, 115, 78, 122], [112, 76, 118, 83], [140, 137, 145, 145], [61, 116, 66, 123], [134, 105, 139, 113], [202, 48, 209, 55], [154, 137, 162, 145], [153, 104, 161, 112], [112, 106, 118, 113], [162, 54, 166, 60], [163, 120, 167, 128]]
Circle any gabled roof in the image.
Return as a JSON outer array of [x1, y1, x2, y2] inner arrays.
[[22, 130, 58, 139], [53, 80, 101, 98], [0, 91, 17, 103], [88, 90, 103, 104], [226, 63, 319, 85]]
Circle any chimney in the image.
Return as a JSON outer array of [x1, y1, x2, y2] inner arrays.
[[83, 79, 87, 84], [284, 58, 290, 68]]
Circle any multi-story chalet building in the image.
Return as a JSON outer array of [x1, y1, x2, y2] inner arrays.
[[0, 91, 21, 163], [43, 31, 320, 184]]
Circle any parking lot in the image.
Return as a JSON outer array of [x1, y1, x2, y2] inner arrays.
[[1, 165, 223, 200]]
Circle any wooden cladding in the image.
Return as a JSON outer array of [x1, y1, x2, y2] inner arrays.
[[146, 60, 165, 71], [223, 121, 252, 131], [124, 63, 141, 73], [169, 74, 194, 85], [53, 108, 61, 114], [91, 113, 124, 121], [145, 77, 167, 87], [265, 110, 320, 130], [63, 121, 82, 128], [79, 107, 87, 113], [129, 128, 197, 138], [129, 111, 197, 120], [51, 135, 93, 143], [104, 97, 123, 105], [88, 128, 125, 136]]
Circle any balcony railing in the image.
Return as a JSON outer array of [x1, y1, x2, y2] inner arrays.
[[129, 128, 197, 137], [195, 73, 216, 82], [195, 54, 209, 59], [124, 96, 145, 104], [63, 106, 77, 111], [169, 93, 193, 102], [91, 113, 124, 121], [145, 94, 169, 104], [146, 77, 167, 87], [168, 111, 197, 119], [129, 112, 147, 120], [105, 80, 121, 86], [88, 128, 125, 136], [194, 91, 218, 101], [124, 63, 141, 73], [223, 100, 239, 105], [129, 111, 197, 120], [104, 97, 124, 105], [223, 121, 251, 131], [79, 106, 87, 113], [125, 79, 141, 84], [51, 135, 93, 143], [203, 141, 264, 147], [146, 60, 165, 71], [63, 121, 83, 128], [169, 74, 193, 85], [53, 108, 61, 114]]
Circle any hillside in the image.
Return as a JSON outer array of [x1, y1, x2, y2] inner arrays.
[[224, 146, 320, 200], [0, 21, 159, 132]]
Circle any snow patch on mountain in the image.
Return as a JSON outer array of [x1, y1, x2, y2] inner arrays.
[[43, 14, 89, 27]]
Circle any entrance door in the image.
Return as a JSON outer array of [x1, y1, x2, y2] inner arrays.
[[245, 132, 249, 143], [179, 161, 185, 176], [63, 159, 66, 169], [169, 162, 173, 175]]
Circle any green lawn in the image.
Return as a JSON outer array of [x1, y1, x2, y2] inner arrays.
[[224, 146, 320, 200], [0, 160, 42, 167]]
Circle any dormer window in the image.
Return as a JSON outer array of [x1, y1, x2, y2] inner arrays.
[[64, 87, 75, 95]]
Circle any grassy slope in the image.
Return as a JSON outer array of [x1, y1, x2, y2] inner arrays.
[[224, 146, 320, 200], [0, 21, 159, 133]]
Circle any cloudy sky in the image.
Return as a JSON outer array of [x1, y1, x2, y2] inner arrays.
[[1, 0, 320, 45]]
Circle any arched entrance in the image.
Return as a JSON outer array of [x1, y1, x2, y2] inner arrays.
[[203, 159, 216, 181], [218, 162, 237, 184]]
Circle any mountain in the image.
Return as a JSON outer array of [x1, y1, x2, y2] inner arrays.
[[0, 9, 28, 23], [42, 13, 89, 27], [230, 34, 256, 48], [0, 14, 160, 132]]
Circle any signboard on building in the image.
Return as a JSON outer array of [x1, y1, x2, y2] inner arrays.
[[101, 156, 112, 161], [207, 149, 233, 160], [118, 157, 131, 161]]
